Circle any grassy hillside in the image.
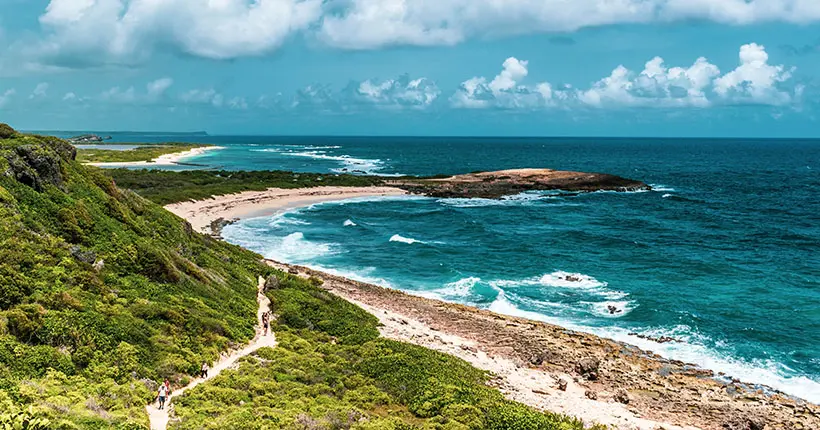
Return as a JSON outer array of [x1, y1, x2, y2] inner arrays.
[[76, 144, 206, 164], [0, 124, 268, 428], [169, 274, 604, 430], [106, 169, 385, 205]]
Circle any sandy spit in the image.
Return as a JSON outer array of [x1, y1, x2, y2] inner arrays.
[[164, 186, 407, 235], [85, 146, 224, 167]]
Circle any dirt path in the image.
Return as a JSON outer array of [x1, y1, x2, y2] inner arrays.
[[145, 277, 277, 430]]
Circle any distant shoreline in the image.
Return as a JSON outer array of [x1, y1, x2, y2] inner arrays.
[[85, 145, 223, 167]]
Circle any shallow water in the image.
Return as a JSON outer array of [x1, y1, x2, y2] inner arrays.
[[83, 133, 820, 402]]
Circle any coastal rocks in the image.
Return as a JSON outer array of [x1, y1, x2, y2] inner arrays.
[[264, 275, 280, 291], [576, 357, 601, 380], [585, 390, 598, 400], [70, 245, 96, 265], [557, 378, 568, 391], [721, 415, 765, 430], [614, 389, 630, 404], [629, 332, 681, 344], [208, 217, 237, 238], [387, 168, 650, 199], [528, 349, 557, 366]]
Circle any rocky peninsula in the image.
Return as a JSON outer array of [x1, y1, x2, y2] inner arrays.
[[389, 168, 650, 198]]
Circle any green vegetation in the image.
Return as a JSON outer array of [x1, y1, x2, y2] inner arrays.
[[169, 272, 605, 430], [106, 169, 386, 205], [1, 125, 269, 428], [76, 144, 207, 164]]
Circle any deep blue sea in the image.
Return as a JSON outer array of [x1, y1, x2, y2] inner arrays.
[[79, 133, 820, 402]]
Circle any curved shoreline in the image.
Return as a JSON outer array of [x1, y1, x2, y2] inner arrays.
[[85, 145, 224, 167], [165, 187, 820, 429]]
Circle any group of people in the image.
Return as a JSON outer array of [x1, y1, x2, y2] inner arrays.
[[156, 311, 272, 409]]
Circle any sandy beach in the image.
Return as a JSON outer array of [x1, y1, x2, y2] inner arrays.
[[169, 188, 820, 430], [164, 186, 407, 235], [85, 145, 224, 167]]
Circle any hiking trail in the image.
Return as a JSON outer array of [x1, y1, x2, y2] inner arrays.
[[145, 277, 277, 430]]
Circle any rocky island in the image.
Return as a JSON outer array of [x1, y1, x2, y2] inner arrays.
[[388, 168, 650, 198]]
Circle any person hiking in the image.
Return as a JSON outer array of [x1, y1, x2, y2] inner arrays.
[[262, 311, 270, 336], [200, 362, 209, 378], [157, 382, 169, 410]]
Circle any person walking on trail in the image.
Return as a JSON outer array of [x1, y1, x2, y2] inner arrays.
[[200, 362, 209, 378], [262, 311, 270, 336], [157, 382, 169, 410]]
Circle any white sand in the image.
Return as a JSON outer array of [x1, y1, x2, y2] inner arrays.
[[86, 146, 224, 167], [164, 186, 407, 235], [145, 277, 277, 430]]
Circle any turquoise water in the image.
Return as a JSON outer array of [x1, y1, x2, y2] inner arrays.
[[85, 133, 820, 401]]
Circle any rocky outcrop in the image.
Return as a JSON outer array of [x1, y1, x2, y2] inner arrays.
[[387, 168, 649, 199], [1, 126, 77, 192]]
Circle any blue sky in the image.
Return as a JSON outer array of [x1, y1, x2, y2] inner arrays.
[[1, 1, 820, 136]]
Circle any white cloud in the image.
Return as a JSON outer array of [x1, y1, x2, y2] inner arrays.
[[36, 0, 323, 64], [354, 75, 440, 108], [98, 77, 173, 103], [453, 44, 798, 110], [180, 89, 224, 107], [0, 89, 15, 108], [63, 92, 76, 101], [146, 77, 173, 99], [30, 82, 49, 99], [713, 43, 794, 105], [320, 0, 820, 49], [451, 57, 557, 109]]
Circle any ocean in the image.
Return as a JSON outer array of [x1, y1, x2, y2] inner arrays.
[[88, 133, 820, 402]]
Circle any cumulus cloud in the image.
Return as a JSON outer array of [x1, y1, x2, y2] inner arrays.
[[30, 82, 49, 99], [35, 0, 323, 65], [319, 0, 820, 49], [713, 43, 794, 104], [451, 57, 561, 109], [350, 75, 440, 108], [146, 77, 173, 99], [453, 44, 798, 109]]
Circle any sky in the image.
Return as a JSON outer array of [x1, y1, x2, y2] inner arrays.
[[1, 1, 820, 137]]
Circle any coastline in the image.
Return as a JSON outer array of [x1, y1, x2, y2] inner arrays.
[[85, 145, 223, 167], [164, 186, 407, 235], [167, 188, 820, 429]]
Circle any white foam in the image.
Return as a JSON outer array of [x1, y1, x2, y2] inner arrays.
[[481, 292, 820, 403], [650, 184, 676, 192], [438, 277, 481, 297], [490, 271, 628, 301], [389, 234, 424, 244], [282, 150, 385, 174], [343, 219, 357, 227], [662, 193, 673, 198], [268, 214, 310, 228]]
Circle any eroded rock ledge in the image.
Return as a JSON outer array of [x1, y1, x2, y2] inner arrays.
[[387, 168, 649, 199]]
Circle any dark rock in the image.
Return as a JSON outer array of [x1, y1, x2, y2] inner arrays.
[[209, 217, 236, 237], [722, 416, 766, 430], [557, 378, 568, 391], [460, 344, 478, 353], [288, 268, 299, 275], [70, 245, 96, 264], [585, 390, 598, 400], [264, 275, 280, 291], [576, 356, 601, 380], [529, 349, 557, 366], [614, 389, 630, 404]]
